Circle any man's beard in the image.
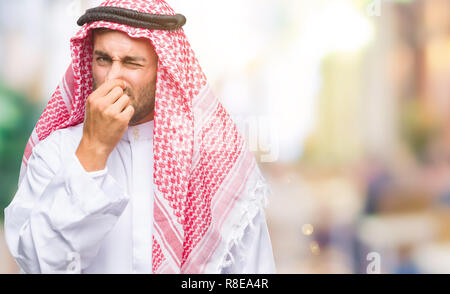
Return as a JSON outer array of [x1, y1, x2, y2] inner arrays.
[[93, 79, 156, 125]]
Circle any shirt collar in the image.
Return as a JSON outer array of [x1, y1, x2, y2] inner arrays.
[[124, 120, 154, 142]]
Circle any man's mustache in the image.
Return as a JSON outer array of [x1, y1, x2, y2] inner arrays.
[[123, 87, 134, 99]]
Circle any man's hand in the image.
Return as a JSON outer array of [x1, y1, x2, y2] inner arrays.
[[76, 79, 134, 172]]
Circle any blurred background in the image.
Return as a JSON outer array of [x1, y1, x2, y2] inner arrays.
[[1, 0, 450, 274]]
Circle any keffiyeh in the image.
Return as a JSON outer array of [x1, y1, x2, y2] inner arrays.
[[19, 0, 270, 274]]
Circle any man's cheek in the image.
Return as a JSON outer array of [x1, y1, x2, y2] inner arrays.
[[91, 66, 107, 86]]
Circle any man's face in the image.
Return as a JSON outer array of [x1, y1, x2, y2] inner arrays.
[[91, 29, 158, 125]]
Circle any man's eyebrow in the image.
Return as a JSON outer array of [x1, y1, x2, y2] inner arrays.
[[93, 50, 110, 58], [93, 50, 146, 63], [122, 56, 147, 63]]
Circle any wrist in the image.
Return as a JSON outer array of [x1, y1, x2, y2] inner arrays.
[[76, 137, 111, 172]]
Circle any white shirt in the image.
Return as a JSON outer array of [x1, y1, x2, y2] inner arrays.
[[4, 120, 276, 274]]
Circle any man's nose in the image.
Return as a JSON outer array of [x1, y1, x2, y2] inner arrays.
[[105, 61, 123, 81]]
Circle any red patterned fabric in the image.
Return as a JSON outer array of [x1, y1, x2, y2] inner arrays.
[[19, 0, 265, 273]]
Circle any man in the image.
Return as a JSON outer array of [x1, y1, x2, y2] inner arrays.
[[4, 0, 275, 274]]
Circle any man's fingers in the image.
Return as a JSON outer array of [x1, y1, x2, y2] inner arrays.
[[118, 105, 135, 121], [104, 86, 124, 104], [93, 79, 126, 97], [109, 94, 130, 114]]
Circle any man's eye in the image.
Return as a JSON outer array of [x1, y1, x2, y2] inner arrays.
[[96, 57, 110, 63], [126, 62, 142, 67]]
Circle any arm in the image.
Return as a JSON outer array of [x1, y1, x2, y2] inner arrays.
[[4, 79, 134, 274], [4, 132, 129, 274]]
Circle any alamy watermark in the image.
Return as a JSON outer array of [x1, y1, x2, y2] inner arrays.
[[367, 0, 381, 17], [49, 251, 81, 274], [66, 0, 83, 18], [366, 251, 381, 274], [233, 115, 279, 163], [66, 251, 81, 274]]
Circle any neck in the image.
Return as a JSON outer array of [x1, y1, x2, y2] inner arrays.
[[129, 112, 154, 126]]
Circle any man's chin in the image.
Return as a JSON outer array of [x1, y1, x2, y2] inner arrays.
[[128, 119, 140, 126], [128, 115, 151, 126]]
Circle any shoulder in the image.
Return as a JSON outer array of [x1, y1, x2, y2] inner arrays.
[[34, 123, 84, 152], [30, 123, 84, 172]]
